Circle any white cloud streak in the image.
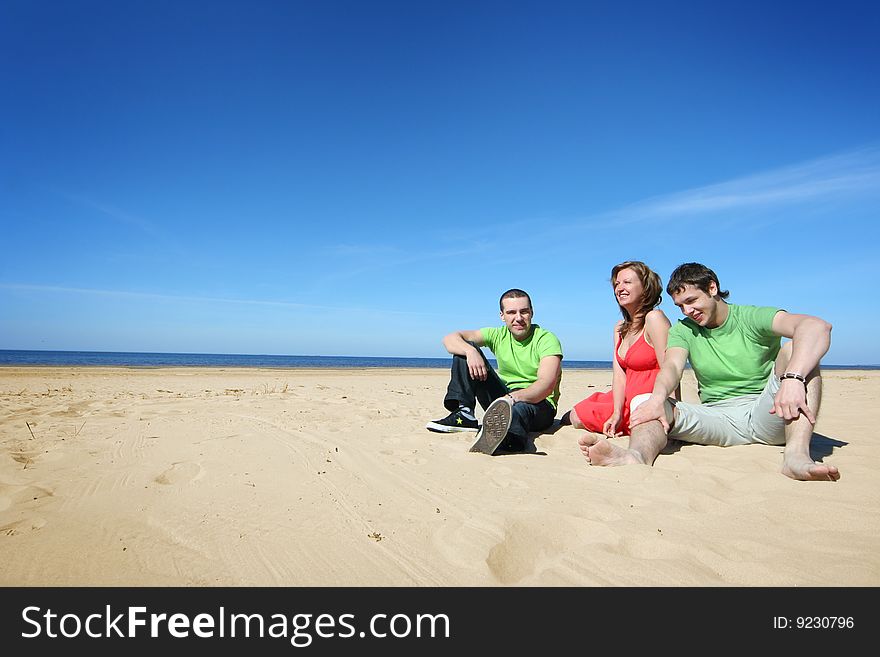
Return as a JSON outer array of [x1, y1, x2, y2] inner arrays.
[[594, 146, 880, 227], [467, 145, 880, 239], [60, 194, 164, 236], [308, 240, 494, 288], [0, 283, 435, 317]]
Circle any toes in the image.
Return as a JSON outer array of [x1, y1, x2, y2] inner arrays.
[[811, 465, 840, 482], [577, 433, 601, 448]]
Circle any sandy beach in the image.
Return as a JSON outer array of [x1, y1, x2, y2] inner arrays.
[[1, 366, 878, 587]]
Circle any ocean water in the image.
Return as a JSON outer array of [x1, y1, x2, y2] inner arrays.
[[0, 350, 616, 369], [0, 350, 874, 370]]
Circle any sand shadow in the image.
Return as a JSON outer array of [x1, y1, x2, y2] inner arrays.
[[492, 417, 569, 456], [495, 441, 548, 457], [494, 448, 547, 457], [810, 432, 847, 461], [540, 420, 567, 436], [657, 432, 846, 462], [493, 432, 549, 456], [661, 438, 685, 456]]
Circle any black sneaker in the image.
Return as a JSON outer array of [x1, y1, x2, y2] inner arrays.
[[469, 397, 513, 454], [426, 410, 479, 433]]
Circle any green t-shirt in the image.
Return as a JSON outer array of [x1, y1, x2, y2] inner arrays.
[[667, 304, 782, 403], [480, 324, 563, 408]]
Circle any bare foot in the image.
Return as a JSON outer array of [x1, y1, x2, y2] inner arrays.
[[782, 454, 840, 481], [577, 432, 606, 461], [578, 433, 644, 466], [577, 432, 599, 462]]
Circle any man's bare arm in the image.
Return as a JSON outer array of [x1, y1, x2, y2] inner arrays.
[[645, 310, 681, 401], [629, 347, 687, 430], [771, 311, 832, 377], [508, 355, 561, 404], [770, 311, 832, 423], [442, 330, 488, 381]]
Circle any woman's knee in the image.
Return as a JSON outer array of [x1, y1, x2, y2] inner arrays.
[[568, 407, 585, 429]]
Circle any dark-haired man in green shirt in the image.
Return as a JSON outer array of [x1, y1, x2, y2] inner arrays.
[[426, 288, 563, 455]]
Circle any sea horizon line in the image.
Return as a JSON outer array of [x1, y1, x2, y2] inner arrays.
[[0, 349, 876, 370]]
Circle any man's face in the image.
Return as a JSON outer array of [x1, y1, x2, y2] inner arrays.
[[671, 282, 722, 328], [500, 296, 533, 341]]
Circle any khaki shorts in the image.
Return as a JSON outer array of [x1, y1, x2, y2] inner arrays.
[[667, 374, 785, 447]]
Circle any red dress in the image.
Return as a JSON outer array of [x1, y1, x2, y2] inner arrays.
[[573, 331, 660, 435]]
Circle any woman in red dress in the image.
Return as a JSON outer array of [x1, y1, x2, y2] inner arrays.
[[563, 261, 678, 437]]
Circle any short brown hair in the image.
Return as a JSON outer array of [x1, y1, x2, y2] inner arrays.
[[666, 262, 729, 299], [499, 288, 532, 312]]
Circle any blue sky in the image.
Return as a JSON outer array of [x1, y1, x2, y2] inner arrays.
[[1, 0, 879, 364]]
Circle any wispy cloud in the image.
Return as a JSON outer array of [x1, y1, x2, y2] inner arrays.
[[612, 146, 880, 223], [59, 193, 163, 236], [319, 241, 489, 261], [53, 191, 187, 257], [468, 145, 880, 238], [307, 240, 495, 288], [0, 283, 436, 317], [321, 243, 404, 257]]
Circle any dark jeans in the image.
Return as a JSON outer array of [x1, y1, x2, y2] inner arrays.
[[443, 348, 556, 449]]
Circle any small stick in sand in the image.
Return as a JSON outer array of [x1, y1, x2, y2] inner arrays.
[[26, 422, 36, 440]]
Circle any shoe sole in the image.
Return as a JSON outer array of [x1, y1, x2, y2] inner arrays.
[[425, 421, 479, 433], [469, 397, 512, 454]]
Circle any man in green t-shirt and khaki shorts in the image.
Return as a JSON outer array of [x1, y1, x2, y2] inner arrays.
[[426, 288, 563, 455], [581, 262, 838, 482]]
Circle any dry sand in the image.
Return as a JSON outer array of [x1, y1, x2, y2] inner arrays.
[[1, 366, 878, 586]]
